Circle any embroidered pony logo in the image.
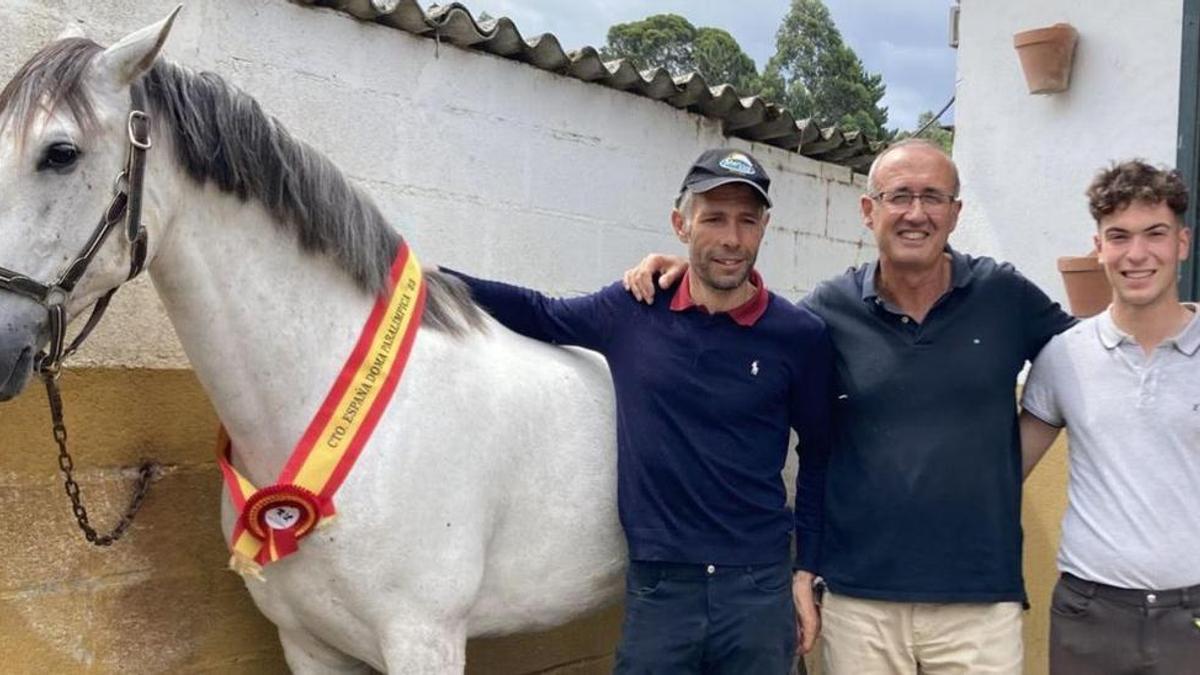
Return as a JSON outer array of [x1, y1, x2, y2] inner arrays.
[[750, 360, 760, 376]]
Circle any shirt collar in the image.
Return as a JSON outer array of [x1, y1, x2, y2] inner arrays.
[[1096, 309, 1129, 350], [1097, 303, 1200, 355], [861, 246, 970, 302], [670, 269, 769, 326], [1176, 304, 1200, 355]]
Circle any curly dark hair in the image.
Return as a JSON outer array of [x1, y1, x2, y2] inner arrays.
[[1086, 160, 1189, 223]]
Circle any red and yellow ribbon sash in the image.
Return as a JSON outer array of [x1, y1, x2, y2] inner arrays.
[[216, 242, 426, 577]]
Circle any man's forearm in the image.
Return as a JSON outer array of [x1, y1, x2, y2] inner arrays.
[[1019, 410, 1062, 479], [440, 268, 612, 351]]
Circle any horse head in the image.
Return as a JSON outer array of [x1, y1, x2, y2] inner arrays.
[[0, 9, 179, 399]]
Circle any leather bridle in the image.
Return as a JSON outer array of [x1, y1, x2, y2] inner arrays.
[[0, 87, 151, 375], [0, 88, 157, 547]]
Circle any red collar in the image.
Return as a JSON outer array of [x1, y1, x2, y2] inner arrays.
[[670, 269, 769, 326]]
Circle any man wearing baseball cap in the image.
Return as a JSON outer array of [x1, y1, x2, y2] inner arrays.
[[442, 148, 835, 673], [680, 148, 774, 205]]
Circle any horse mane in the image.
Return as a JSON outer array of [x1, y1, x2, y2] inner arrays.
[[0, 38, 102, 140], [0, 38, 483, 336]]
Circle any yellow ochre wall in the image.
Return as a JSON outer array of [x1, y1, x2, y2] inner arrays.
[[1021, 431, 1072, 675], [0, 369, 1069, 674]]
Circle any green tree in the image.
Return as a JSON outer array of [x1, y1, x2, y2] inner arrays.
[[895, 110, 954, 153], [692, 27, 760, 92], [601, 14, 759, 91], [762, 0, 889, 140]]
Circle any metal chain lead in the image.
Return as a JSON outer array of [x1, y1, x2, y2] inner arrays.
[[43, 372, 157, 546]]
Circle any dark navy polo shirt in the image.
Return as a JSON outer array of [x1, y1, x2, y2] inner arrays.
[[801, 248, 1075, 602], [444, 269, 835, 571]]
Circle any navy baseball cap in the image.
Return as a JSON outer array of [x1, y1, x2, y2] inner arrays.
[[679, 149, 772, 207]]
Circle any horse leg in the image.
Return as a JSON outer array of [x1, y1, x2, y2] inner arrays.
[[278, 627, 374, 675], [380, 620, 468, 675]]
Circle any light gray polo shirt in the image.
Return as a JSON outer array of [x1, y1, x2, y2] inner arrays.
[[1022, 305, 1200, 590]]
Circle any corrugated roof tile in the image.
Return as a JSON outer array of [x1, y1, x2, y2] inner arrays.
[[293, 0, 877, 171]]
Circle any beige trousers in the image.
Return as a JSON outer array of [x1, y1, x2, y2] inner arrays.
[[821, 591, 1023, 675]]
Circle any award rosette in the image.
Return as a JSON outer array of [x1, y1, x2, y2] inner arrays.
[[242, 483, 327, 561], [216, 242, 426, 578]]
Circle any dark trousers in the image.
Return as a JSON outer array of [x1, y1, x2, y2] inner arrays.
[[613, 560, 800, 675], [1050, 573, 1200, 675]]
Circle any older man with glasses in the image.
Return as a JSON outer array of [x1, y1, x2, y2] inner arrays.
[[625, 139, 1075, 673]]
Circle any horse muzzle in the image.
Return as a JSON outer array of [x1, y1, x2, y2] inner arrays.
[[0, 297, 47, 401]]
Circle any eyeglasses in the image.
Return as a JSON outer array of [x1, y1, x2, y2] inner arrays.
[[871, 190, 958, 210]]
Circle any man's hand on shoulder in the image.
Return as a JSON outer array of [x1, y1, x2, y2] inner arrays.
[[622, 254, 688, 304]]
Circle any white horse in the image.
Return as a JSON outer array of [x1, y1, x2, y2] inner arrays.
[[0, 10, 624, 673]]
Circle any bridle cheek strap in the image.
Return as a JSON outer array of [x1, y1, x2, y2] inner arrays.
[[0, 88, 152, 374]]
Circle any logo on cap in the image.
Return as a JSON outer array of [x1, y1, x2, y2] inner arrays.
[[718, 153, 756, 176]]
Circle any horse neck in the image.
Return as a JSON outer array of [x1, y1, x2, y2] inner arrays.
[[145, 162, 380, 485]]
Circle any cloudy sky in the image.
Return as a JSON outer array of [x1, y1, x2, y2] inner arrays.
[[468, 0, 957, 132]]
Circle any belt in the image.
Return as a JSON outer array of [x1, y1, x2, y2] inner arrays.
[[630, 560, 789, 580], [1062, 572, 1200, 609]]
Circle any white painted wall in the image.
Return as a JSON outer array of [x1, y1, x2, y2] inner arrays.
[[953, 0, 1184, 304], [0, 0, 873, 369]]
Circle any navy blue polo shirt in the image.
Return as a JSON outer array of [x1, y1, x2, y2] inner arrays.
[[444, 269, 835, 571], [801, 248, 1074, 602]]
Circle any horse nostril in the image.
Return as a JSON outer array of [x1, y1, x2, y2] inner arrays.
[[0, 345, 35, 400]]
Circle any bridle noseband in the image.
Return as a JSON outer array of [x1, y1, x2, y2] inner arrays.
[[0, 88, 157, 547], [0, 87, 151, 374]]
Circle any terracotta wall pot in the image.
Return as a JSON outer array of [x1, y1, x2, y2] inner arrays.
[[1057, 253, 1110, 317], [1013, 23, 1079, 94]]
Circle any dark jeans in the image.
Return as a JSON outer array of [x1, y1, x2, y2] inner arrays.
[[1050, 573, 1200, 675], [613, 560, 800, 675]]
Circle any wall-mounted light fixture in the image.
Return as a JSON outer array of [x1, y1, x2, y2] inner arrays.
[[948, 1, 960, 49]]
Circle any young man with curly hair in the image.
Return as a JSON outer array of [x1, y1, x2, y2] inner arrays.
[[1021, 160, 1200, 674]]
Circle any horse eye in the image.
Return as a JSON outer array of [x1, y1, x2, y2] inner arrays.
[[38, 142, 80, 172]]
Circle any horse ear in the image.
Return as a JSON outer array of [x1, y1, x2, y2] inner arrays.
[[95, 5, 182, 87]]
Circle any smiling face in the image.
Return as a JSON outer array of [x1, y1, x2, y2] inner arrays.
[[1095, 200, 1190, 310], [862, 144, 962, 272], [671, 183, 768, 295]]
